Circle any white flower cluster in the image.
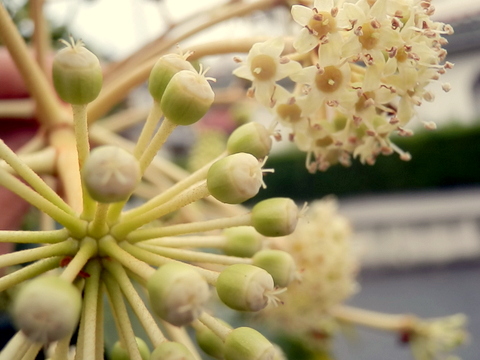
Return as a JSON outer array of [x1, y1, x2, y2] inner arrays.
[[234, 0, 453, 171], [260, 198, 358, 348]]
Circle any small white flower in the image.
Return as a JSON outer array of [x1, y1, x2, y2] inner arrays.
[[233, 38, 301, 107]]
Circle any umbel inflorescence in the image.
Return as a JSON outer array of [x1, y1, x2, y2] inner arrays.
[[0, 0, 467, 360], [234, 0, 454, 171]]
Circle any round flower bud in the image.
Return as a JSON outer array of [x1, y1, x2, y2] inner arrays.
[[160, 69, 214, 125], [227, 123, 272, 159], [82, 145, 141, 203], [223, 226, 263, 258], [52, 39, 102, 105], [12, 276, 82, 343], [148, 54, 196, 102], [252, 250, 296, 288], [147, 262, 210, 326], [216, 264, 274, 312], [150, 341, 196, 360], [252, 198, 298, 237], [195, 318, 232, 359], [110, 337, 150, 360], [224, 327, 276, 360], [207, 153, 264, 204]]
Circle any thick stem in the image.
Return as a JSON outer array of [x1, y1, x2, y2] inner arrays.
[[123, 151, 226, 220], [104, 273, 143, 360], [0, 239, 77, 269], [60, 237, 97, 283], [139, 117, 177, 174], [80, 260, 102, 360], [331, 305, 417, 333], [88, 203, 110, 238], [127, 213, 252, 243], [0, 3, 67, 127], [98, 236, 155, 281], [0, 140, 75, 215], [161, 321, 202, 360], [134, 100, 163, 159], [143, 235, 226, 248], [198, 312, 232, 341], [0, 256, 60, 293], [0, 331, 31, 360], [49, 126, 85, 213], [120, 242, 219, 284], [0, 228, 69, 244], [0, 168, 86, 235], [71, 104, 97, 220], [137, 243, 252, 265], [111, 182, 210, 239], [103, 259, 166, 347]]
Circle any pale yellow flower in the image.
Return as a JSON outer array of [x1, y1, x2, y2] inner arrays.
[[233, 38, 302, 107]]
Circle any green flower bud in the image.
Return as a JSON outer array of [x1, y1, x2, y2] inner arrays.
[[227, 123, 272, 159], [52, 38, 102, 105], [160, 69, 214, 125], [150, 341, 195, 360], [223, 226, 263, 258], [147, 262, 209, 326], [216, 264, 274, 312], [207, 153, 264, 204], [195, 318, 232, 359], [12, 276, 82, 343], [224, 327, 275, 360], [82, 145, 141, 203], [252, 198, 298, 237], [148, 53, 195, 102], [110, 337, 150, 360], [252, 250, 296, 288]]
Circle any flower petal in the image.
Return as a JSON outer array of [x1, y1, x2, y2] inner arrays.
[[291, 5, 313, 26]]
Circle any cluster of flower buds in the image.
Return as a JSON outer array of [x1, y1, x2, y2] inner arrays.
[[1, 40, 303, 360], [234, 0, 453, 171]]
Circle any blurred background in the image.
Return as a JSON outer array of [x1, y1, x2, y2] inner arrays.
[[2, 0, 480, 358]]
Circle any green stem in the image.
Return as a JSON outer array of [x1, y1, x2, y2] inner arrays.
[[0, 256, 61, 293], [143, 235, 225, 248], [138, 117, 177, 174], [111, 182, 210, 239], [123, 151, 226, 220], [80, 260, 102, 360], [72, 104, 97, 221], [52, 335, 72, 360], [0, 331, 30, 360], [60, 237, 97, 283], [0, 140, 75, 215], [138, 243, 252, 265], [103, 259, 166, 347], [95, 283, 105, 360], [20, 342, 42, 360], [331, 305, 417, 333], [134, 100, 163, 158], [197, 312, 232, 341], [0, 229, 69, 244], [98, 236, 155, 281], [88, 203, 110, 238], [127, 213, 252, 243], [104, 273, 143, 360], [0, 2, 66, 127], [161, 321, 202, 360], [0, 239, 77, 269], [0, 168, 87, 237], [120, 242, 218, 284]]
